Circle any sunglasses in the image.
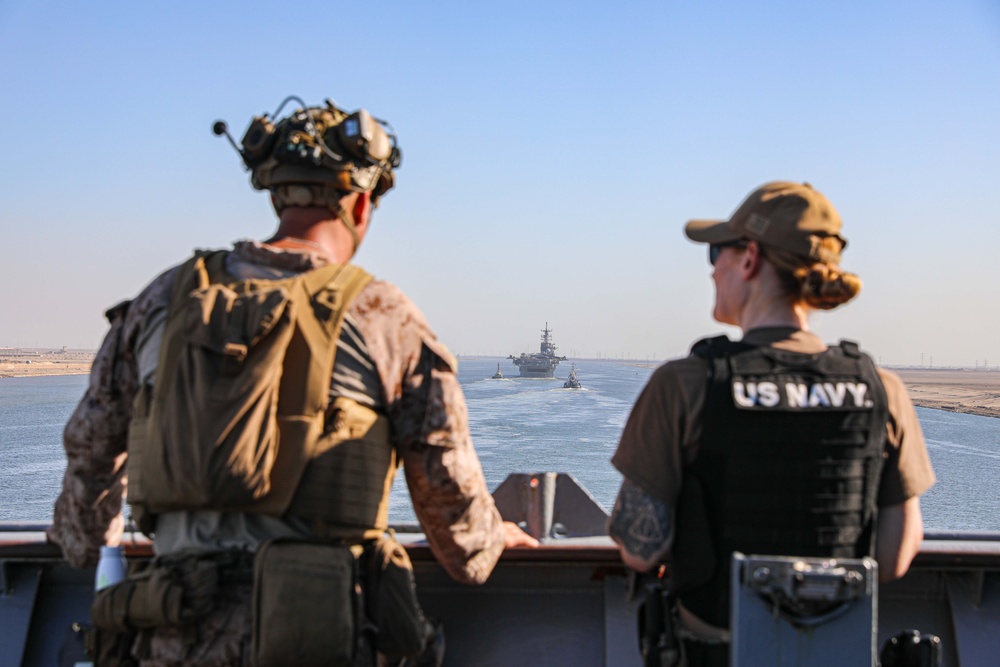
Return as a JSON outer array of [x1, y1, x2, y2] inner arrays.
[[708, 241, 748, 266]]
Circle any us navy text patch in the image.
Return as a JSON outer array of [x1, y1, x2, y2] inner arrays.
[[731, 378, 874, 410]]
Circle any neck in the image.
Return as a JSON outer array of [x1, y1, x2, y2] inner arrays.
[[736, 258, 810, 332], [265, 207, 358, 264], [738, 292, 810, 333]]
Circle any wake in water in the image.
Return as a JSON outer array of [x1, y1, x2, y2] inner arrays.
[[3, 368, 1000, 531]]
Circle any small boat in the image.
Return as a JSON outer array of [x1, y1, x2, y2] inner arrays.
[[491, 363, 505, 379], [563, 364, 582, 389]]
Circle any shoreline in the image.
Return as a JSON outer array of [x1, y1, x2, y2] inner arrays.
[[892, 369, 1000, 420], [3, 361, 999, 420], [0, 355, 94, 379]]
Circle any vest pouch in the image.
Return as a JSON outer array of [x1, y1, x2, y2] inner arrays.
[[252, 539, 358, 667], [91, 557, 219, 631], [130, 252, 374, 526], [154, 282, 295, 509], [367, 533, 431, 660]]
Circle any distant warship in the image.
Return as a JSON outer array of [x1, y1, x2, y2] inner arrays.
[[508, 323, 566, 378], [563, 364, 581, 389]]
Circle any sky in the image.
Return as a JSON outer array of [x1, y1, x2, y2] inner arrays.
[[1, 0, 999, 367]]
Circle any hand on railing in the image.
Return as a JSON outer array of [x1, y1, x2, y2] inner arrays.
[[503, 521, 540, 548]]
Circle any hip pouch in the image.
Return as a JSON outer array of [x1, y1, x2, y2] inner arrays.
[[90, 558, 219, 665], [366, 533, 432, 660], [252, 539, 358, 667], [91, 558, 219, 630]]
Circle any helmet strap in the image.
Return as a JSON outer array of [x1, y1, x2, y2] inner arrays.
[[332, 201, 359, 255], [271, 184, 359, 255]]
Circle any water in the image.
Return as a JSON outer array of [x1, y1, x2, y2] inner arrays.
[[915, 406, 1000, 531], [2, 361, 999, 532], [0, 375, 83, 521]]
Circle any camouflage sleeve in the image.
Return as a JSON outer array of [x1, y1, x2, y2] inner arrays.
[[48, 269, 175, 567], [350, 281, 506, 585]]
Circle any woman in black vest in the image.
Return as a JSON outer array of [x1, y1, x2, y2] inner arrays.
[[608, 181, 935, 666]]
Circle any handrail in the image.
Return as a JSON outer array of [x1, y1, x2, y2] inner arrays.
[[3, 523, 1000, 569]]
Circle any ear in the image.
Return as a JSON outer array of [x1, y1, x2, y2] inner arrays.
[[742, 241, 764, 280], [352, 191, 372, 233]]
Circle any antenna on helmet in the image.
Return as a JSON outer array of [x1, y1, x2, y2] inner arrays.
[[212, 120, 243, 160]]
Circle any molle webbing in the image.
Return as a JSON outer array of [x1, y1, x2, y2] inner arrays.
[[675, 337, 887, 628], [286, 395, 398, 539], [128, 250, 375, 531]]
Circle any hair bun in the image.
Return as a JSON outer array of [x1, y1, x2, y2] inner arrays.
[[801, 265, 862, 309]]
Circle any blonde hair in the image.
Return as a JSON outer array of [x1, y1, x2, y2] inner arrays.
[[760, 237, 862, 310]]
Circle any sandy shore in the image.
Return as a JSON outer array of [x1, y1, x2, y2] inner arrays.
[[0, 351, 95, 379], [893, 369, 1000, 420]]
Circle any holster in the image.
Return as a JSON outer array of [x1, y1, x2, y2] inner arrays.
[[363, 533, 438, 663], [638, 578, 684, 667]]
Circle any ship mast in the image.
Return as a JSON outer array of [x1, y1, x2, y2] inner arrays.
[[540, 322, 556, 356]]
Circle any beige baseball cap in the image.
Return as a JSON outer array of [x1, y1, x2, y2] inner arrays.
[[684, 181, 847, 264]]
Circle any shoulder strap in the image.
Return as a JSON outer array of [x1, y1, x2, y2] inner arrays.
[[255, 263, 373, 514], [294, 263, 372, 341], [689, 334, 732, 360], [155, 250, 227, 398], [691, 334, 757, 386]]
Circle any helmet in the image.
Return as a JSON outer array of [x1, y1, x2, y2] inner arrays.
[[215, 96, 402, 206]]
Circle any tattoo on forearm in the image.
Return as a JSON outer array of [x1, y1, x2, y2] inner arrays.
[[609, 479, 673, 562]]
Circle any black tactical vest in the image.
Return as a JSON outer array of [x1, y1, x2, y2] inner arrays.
[[674, 336, 888, 628]]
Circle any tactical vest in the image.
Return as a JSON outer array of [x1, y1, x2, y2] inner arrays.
[[127, 250, 398, 539], [673, 336, 888, 628]]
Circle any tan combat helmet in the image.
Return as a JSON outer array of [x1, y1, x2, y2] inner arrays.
[[214, 96, 402, 248]]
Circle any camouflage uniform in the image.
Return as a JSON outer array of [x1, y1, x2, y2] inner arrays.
[[50, 240, 506, 665]]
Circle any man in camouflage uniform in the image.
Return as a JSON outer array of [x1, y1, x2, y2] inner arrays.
[[49, 97, 537, 666]]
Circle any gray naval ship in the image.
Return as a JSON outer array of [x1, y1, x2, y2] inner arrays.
[[508, 323, 566, 378]]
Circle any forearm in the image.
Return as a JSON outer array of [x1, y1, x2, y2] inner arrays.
[[608, 478, 674, 572], [396, 358, 505, 584], [403, 442, 505, 585], [875, 497, 924, 583], [49, 313, 135, 567]]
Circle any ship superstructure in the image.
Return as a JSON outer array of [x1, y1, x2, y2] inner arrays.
[[508, 323, 566, 378]]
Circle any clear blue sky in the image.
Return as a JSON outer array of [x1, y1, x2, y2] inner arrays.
[[2, 0, 998, 367]]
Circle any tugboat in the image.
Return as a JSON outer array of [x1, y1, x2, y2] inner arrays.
[[563, 364, 582, 389], [508, 323, 566, 378], [491, 363, 505, 379]]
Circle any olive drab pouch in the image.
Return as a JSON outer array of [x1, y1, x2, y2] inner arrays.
[[128, 250, 372, 527], [90, 557, 219, 631], [366, 532, 432, 660], [252, 539, 359, 667], [89, 557, 219, 666]]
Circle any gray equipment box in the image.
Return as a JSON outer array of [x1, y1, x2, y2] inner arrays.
[[730, 553, 878, 667]]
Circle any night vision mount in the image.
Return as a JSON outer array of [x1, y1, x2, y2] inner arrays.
[[213, 96, 402, 202]]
